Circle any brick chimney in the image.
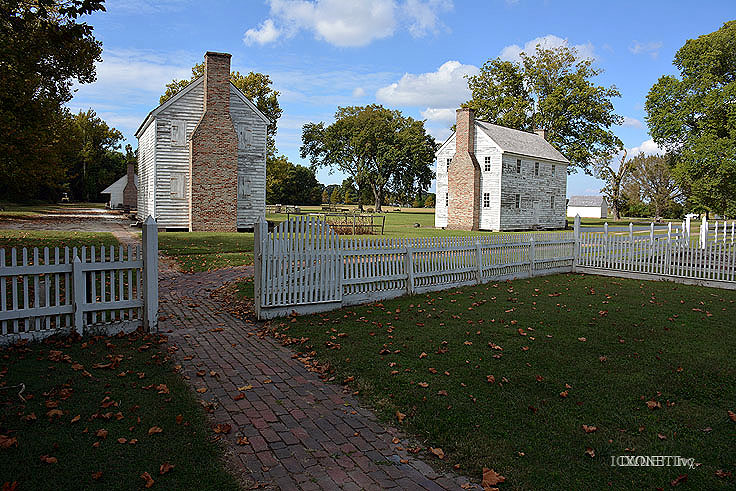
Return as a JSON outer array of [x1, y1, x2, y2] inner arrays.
[[189, 51, 238, 232], [534, 128, 547, 140], [122, 161, 137, 209], [447, 107, 480, 230]]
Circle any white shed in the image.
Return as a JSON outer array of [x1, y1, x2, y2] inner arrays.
[[567, 196, 608, 219], [101, 172, 138, 209]]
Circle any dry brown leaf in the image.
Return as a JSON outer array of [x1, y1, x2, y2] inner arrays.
[[582, 425, 597, 433], [233, 393, 245, 401], [95, 429, 108, 439], [91, 471, 103, 480], [482, 468, 506, 488], [657, 433, 667, 440], [148, 426, 163, 435], [417, 382, 429, 388], [646, 400, 661, 410], [175, 414, 183, 425], [419, 352, 428, 359], [46, 409, 63, 419], [40, 455, 58, 464], [117, 438, 127, 444], [670, 474, 688, 486], [213, 424, 232, 434], [236, 436, 249, 445], [70, 415, 81, 423], [396, 410, 406, 423], [429, 447, 445, 459], [0, 435, 18, 449], [585, 447, 595, 458], [486, 375, 495, 384], [196, 387, 207, 393], [141, 471, 155, 488], [559, 391, 569, 398], [728, 410, 736, 422], [159, 462, 174, 475]]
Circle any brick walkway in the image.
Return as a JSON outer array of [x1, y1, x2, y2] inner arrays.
[[160, 264, 479, 490]]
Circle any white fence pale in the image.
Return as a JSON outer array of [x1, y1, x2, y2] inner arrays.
[[0, 216, 159, 345], [576, 217, 736, 289], [255, 217, 574, 319]]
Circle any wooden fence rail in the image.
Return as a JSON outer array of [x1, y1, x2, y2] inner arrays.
[[0, 216, 159, 345]]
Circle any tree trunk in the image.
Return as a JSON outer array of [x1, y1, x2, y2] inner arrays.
[[371, 184, 383, 212]]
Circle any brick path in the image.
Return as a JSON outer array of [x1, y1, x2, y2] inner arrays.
[[160, 264, 479, 490]]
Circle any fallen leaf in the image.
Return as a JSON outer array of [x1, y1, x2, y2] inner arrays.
[[578, 337, 586, 342], [196, 387, 207, 393], [582, 425, 597, 433], [70, 415, 81, 423], [657, 433, 667, 440], [486, 375, 495, 384], [482, 468, 506, 487], [175, 414, 183, 425], [417, 382, 429, 388], [559, 391, 568, 398], [0, 435, 18, 449], [159, 462, 174, 475], [585, 447, 595, 458], [95, 429, 108, 439], [419, 352, 428, 359], [141, 471, 155, 488], [396, 410, 406, 423], [236, 436, 249, 445], [233, 393, 245, 401], [148, 426, 163, 435], [670, 474, 688, 486], [213, 424, 231, 434], [46, 409, 63, 419], [728, 410, 736, 422], [715, 469, 732, 479], [646, 400, 661, 410], [117, 438, 127, 444], [429, 447, 444, 459], [91, 471, 103, 480], [40, 455, 58, 464]]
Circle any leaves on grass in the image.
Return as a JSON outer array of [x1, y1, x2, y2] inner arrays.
[[196, 387, 207, 393], [70, 415, 81, 423], [175, 414, 183, 425], [0, 435, 18, 449], [141, 472, 155, 488], [582, 425, 597, 433], [482, 468, 506, 488], [728, 410, 736, 422], [46, 409, 63, 419], [670, 474, 688, 486], [159, 462, 174, 475], [646, 400, 661, 410], [213, 424, 231, 434], [40, 455, 58, 464], [95, 429, 108, 439], [91, 471, 103, 480], [396, 410, 406, 423], [148, 426, 163, 435], [429, 447, 444, 459], [584, 447, 595, 458]]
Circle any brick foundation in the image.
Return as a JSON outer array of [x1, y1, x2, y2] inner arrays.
[[189, 52, 238, 232], [447, 108, 480, 230]]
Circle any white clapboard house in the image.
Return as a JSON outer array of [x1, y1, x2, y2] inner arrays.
[[135, 52, 268, 231], [567, 196, 608, 219], [435, 108, 569, 231]]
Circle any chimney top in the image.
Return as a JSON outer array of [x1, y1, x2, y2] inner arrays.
[[534, 128, 547, 140], [205, 51, 232, 59]]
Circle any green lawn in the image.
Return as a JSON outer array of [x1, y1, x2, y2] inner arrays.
[[158, 232, 254, 272], [0, 230, 119, 254], [0, 202, 105, 219], [267, 274, 736, 489], [0, 331, 239, 490]]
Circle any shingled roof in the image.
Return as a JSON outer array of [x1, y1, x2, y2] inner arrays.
[[568, 196, 607, 207], [476, 121, 569, 164]]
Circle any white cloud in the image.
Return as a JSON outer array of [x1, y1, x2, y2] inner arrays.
[[628, 138, 664, 156], [352, 87, 366, 97], [420, 107, 456, 123], [244, 0, 452, 47], [376, 60, 478, 107], [621, 116, 643, 129], [499, 34, 595, 63], [244, 19, 281, 46], [403, 0, 453, 37], [629, 40, 663, 59]]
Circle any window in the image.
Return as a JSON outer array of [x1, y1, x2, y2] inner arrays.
[[484, 156, 491, 172], [171, 120, 186, 147], [552, 165, 556, 176], [170, 173, 186, 200], [483, 193, 490, 208], [516, 159, 522, 173], [534, 162, 539, 176], [515, 194, 521, 209], [446, 158, 452, 168], [445, 192, 449, 207], [237, 123, 252, 150], [551, 195, 555, 209]]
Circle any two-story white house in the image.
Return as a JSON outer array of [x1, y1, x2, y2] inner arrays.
[[435, 108, 568, 231]]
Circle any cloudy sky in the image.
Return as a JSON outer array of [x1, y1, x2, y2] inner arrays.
[[72, 0, 734, 196]]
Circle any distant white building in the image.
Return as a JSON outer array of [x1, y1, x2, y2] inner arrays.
[[567, 196, 608, 219], [101, 162, 137, 209]]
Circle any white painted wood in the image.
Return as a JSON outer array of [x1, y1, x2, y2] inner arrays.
[[142, 216, 159, 332]]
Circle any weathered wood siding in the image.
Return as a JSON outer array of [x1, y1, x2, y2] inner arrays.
[[499, 154, 567, 230], [476, 131, 503, 231], [136, 122, 156, 221], [230, 86, 267, 229], [434, 134, 454, 228]]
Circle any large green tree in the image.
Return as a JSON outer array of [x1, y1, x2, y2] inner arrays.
[[160, 63, 282, 158], [594, 150, 634, 220], [628, 153, 682, 220], [301, 105, 436, 212], [0, 0, 105, 201], [265, 155, 322, 206], [465, 44, 623, 174], [645, 20, 736, 217]]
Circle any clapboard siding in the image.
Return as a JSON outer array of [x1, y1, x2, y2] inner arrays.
[[136, 122, 156, 221], [230, 86, 267, 229], [477, 131, 502, 231], [434, 134, 453, 228], [499, 154, 567, 231]]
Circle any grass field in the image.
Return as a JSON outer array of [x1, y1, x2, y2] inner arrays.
[[0, 331, 239, 490], [158, 232, 255, 272], [0, 230, 119, 253], [0, 202, 106, 219], [267, 273, 736, 490]]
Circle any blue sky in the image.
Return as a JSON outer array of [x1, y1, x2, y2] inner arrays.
[[71, 0, 735, 196]]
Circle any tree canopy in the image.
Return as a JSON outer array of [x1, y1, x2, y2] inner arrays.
[[160, 63, 282, 158], [465, 44, 623, 174], [645, 20, 736, 217], [0, 0, 106, 201], [301, 105, 435, 212], [266, 155, 322, 206], [594, 150, 633, 220]]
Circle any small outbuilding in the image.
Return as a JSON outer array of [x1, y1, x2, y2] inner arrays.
[[101, 162, 138, 209], [566, 196, 608, 219]]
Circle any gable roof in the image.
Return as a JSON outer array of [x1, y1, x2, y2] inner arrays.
[[101, 174, 138, 194], [568, 195, 606, 207], [475, 122, 569, 164], [134, 76, 270, 138]]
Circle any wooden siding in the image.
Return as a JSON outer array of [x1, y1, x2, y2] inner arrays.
[[136, 122, 156, 221], [434, 133, 453, 228], [230, 85, 267, 229], [499, 154, 567, 230], [476, 131, 502, 231]]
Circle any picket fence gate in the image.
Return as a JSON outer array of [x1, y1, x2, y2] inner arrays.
[[0, 217, 159, 345], [254, 216, 575, 319]]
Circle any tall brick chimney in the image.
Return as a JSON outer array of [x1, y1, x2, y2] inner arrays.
[[189, 51, 238, 232], [534, 128, 547, 140], [122, 161, 137, 209], [447, 107, 480, 230]]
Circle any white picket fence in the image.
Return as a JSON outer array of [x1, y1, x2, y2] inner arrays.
[[254, 217, 574, 319], [0, 217, 159, 345], [575, 216, 736, 288]]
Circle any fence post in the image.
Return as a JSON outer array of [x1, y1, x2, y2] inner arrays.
[[603, 222, 609, 268], [684, 216, 691, 242], [405, 246, 415, 294], [529, 239, 535, 276], [700, 216, 707, 250], [254, 217, 267, 319], [72, 255, 84, 336], [142, 216, 159, 333], [573, 214, 581, 272], [475, 241, 483, 284]]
